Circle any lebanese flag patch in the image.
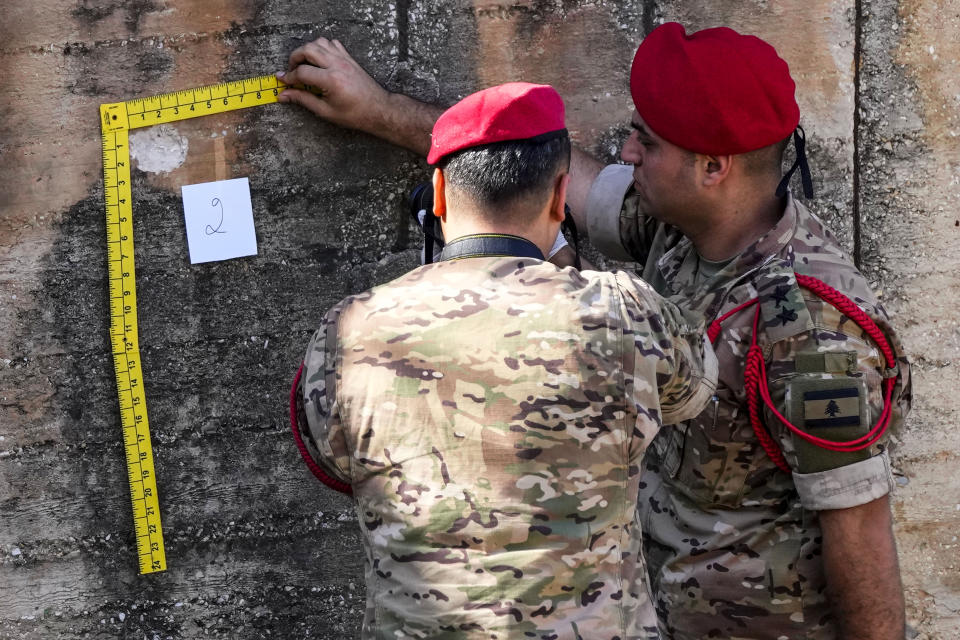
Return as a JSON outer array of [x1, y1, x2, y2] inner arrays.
[[803, 386, 861, 428]]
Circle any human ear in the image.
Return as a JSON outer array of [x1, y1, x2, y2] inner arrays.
[[702, 154, 732, 186], [432, 168, 446, 220], [549, 172, 570, 223]]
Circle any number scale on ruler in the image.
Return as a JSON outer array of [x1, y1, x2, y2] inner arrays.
[[100, 74, 289, 574]]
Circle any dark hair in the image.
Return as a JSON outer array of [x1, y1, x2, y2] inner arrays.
[[437, 133, 571, 213], [741, 134, 792, 177]]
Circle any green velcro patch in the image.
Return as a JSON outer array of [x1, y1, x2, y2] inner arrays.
[[794, 350, 857, 375], [785, 375, 872, 473]]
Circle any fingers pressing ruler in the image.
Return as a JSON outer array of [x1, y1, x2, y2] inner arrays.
[[100, 74, 293, 574]]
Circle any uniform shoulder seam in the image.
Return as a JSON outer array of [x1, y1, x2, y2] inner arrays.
[[608, 269, 631, 639]]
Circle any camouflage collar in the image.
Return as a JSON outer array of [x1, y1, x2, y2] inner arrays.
[[440, 233, 545, 262], [657, 195, 801, 314]]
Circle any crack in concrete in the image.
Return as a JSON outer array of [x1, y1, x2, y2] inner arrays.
[[641, 0, 658, 37], [397, 0, 411, 62], [0, 21, 355, 57], [853, 0, 864, 269]]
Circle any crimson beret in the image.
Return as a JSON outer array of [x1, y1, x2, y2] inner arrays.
[[630, 22, 799, 155], [427, 82, 567, 165]]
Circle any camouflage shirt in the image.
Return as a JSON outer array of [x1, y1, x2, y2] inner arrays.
[[585, 164, 912, 640], [296, 255, 718, 639]]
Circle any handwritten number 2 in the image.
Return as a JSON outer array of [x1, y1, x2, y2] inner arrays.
[[206, 198, 226, 235]]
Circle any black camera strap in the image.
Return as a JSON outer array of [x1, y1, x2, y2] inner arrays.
[[561, 204, 582, 270], [440, 234, 544, 262]]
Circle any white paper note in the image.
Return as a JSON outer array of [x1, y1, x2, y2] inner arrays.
[[181, 178, 258, 264]]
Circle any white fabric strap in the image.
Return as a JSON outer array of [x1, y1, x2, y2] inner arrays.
[[585, 164, 636, 261], [547, 229, 569, 259]]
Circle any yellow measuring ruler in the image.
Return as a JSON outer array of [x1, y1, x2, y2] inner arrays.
[[100, 74, 288, 574]]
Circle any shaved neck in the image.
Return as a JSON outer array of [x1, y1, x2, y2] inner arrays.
[[438, 178, 567, 260]]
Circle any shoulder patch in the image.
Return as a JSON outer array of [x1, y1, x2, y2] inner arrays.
[[802, 385, 860, 428], [785, 375, 872, 473], [795, 350, 858, 375]]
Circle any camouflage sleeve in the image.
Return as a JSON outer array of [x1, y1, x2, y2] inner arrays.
[[615, 271, 718, 426], [298, 302, 353, 486], [763, 304, 911, 511], [585, 164, 660, 264]]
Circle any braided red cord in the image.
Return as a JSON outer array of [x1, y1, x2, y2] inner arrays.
[[289, 363, 353, 495], [743, 308, 792, 472], [707, 298, 759, 342], [707, 275, 899, 473], [795, 274, 896, 368]]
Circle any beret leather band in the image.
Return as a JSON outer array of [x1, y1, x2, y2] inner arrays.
[[514, 128, 569, 145], [432, 128, 570, 167]]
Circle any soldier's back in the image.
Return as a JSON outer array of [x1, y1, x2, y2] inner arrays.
[[315, 257, 708, 639]]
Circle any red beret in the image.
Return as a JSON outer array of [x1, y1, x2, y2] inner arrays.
[[427, 82, 566, 165], [630, 22, 799, 155]]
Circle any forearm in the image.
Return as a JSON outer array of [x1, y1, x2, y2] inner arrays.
[[565, 146, 604, 235], [819, 495, 905, 640], [372, 92, 444, 156]]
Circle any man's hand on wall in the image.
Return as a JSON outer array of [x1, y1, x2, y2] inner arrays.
[[278, 38, 388, 134], [278, 37, 442, 156]]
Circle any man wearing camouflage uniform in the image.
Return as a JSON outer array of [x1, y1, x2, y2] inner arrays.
[[290, 82, 718, 639], [578, 24, 911, 640], [279, 23, 911, 640]]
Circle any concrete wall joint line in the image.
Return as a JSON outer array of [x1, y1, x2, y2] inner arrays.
[[397, 0, 411, 62], [852, 0, 864, 269], [641, 0, 659, 36]]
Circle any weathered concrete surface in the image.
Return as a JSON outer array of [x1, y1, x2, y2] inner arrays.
[[857, 1, 960, 636], [0, 1, 957, 638]]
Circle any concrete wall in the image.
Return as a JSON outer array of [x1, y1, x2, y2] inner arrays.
[[0, 1, 956, 638]]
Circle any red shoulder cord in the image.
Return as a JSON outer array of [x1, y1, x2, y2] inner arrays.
[[289, 363, 353, 495], [706, 274, 898, 473]]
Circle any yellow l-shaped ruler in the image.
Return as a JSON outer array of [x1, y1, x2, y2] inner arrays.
[[100, 74, 289, 574]]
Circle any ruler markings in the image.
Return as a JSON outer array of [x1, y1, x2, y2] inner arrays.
[[101, 74, 296, 575]]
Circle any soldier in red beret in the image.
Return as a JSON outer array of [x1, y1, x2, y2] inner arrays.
[[280, 22, 910, 640], [290, 81, 718, 639]]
